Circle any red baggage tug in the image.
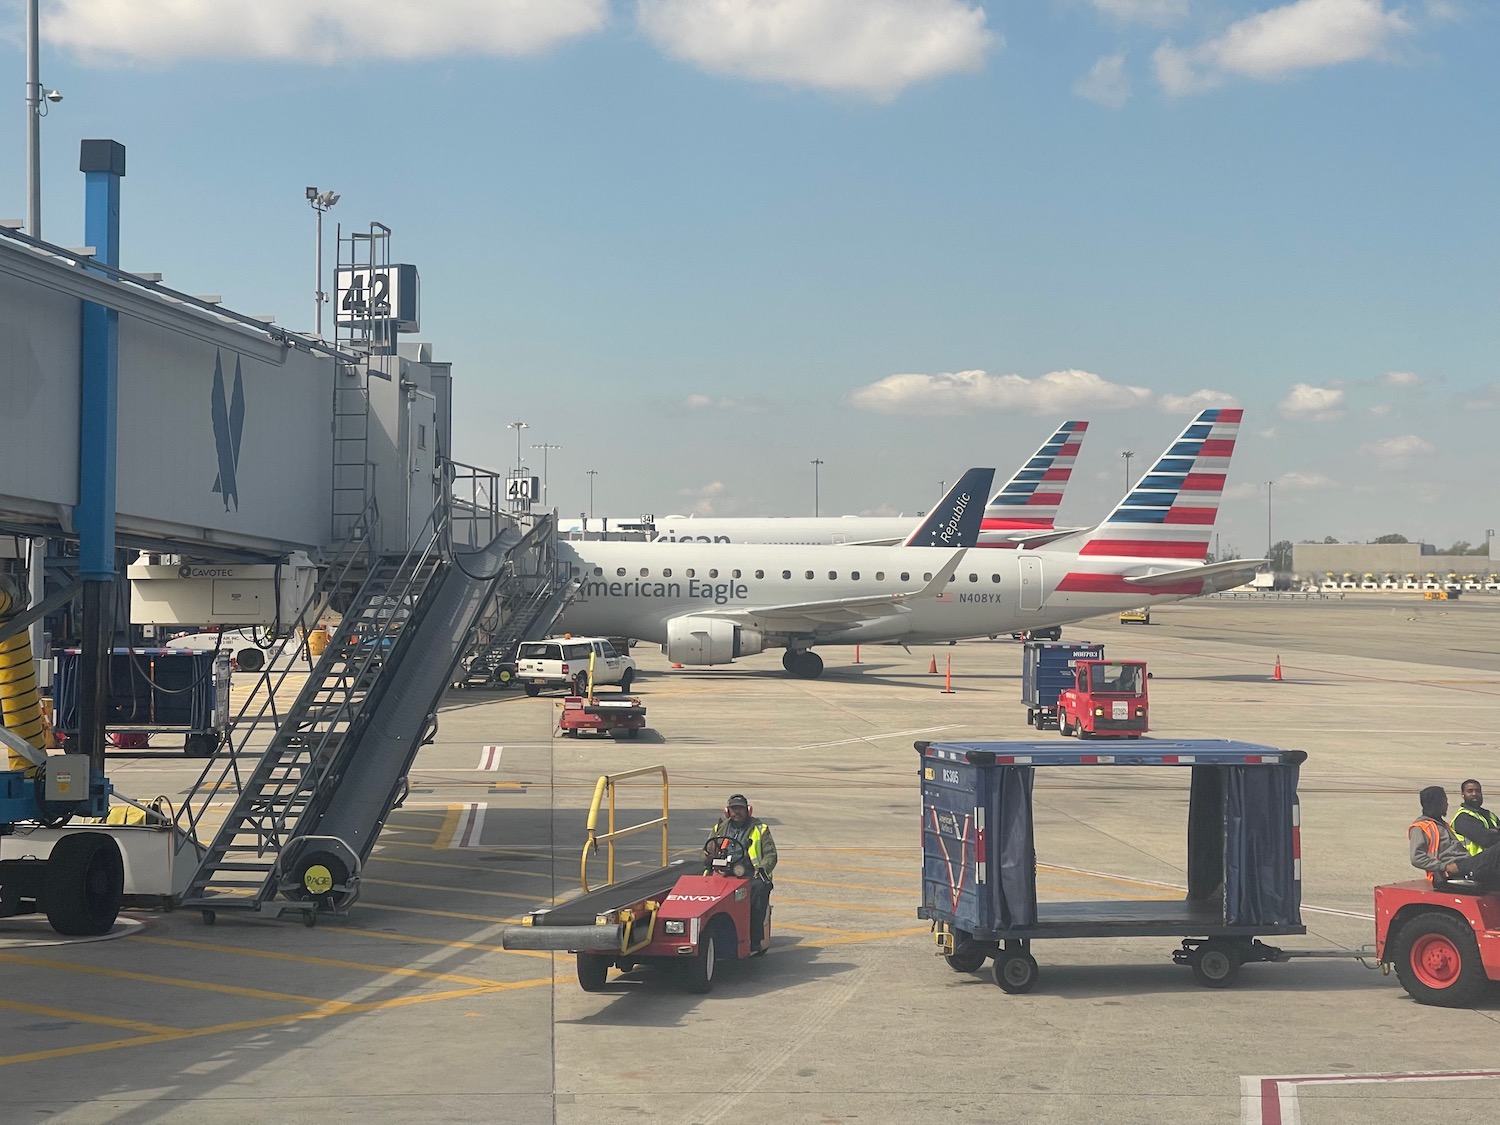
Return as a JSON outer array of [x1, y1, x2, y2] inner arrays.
[[1057, 659, 1148, 738]]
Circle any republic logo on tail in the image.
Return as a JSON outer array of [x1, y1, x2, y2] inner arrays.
[[902, 467, 995, 548]]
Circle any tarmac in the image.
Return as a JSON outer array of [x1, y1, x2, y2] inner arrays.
[[3, 592, 1500, 1124]]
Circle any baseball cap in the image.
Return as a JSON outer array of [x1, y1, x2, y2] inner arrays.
[[726, 793, 749, 808]]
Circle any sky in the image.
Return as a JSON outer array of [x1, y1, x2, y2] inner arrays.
[[2, 0, 1497, 558]]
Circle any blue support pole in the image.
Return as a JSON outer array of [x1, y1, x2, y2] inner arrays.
[[76, 139, 125, 782]]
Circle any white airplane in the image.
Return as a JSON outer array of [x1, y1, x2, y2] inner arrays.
[[554, 410, 1260, 678], [560, 421, 1089, 547]]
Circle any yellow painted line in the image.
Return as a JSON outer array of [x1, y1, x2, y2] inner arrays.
[[800, 926, 932, 948], [0, 978, 554, 1068], [774, 897, 910, 916], [0, 999, 176, 1034], [774, 921, 875, 938], [0, 953, 350, 1008], [364, 877, 550, 904], [332, 925, 552, 960], [776, 875, 911, 896], [136, 936, 507, 988], [433, 803, 461, 849], [368, 854, 554, 881], [358, 901, 527, 926]]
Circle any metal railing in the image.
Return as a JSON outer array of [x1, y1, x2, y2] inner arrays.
[[580, 765, 669, 893]]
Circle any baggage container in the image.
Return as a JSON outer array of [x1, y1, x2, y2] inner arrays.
[[917, 738, 1306, 992], [1020, 641, 1103, 729]]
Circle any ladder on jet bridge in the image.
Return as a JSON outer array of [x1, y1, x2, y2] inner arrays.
[[178, 528, 445, 922]]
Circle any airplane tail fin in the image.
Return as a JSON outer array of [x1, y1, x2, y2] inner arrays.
[[902, 467, 996, 548], [1064, 408, 1242, 561], [979, 420, 1088, 546]]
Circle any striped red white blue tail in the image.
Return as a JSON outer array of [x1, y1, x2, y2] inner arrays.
[[1073, 409, 1241, 561], [978, 420, 1088, 547]]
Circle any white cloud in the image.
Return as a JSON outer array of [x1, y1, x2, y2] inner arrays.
[[44, 0, 607, 63], [1158, 389, 1241, 413], [1276, 470, 1336, 492], [1369, 403, 1393, 416], [1359, 434, 1434, 468], [1278, 382, 1345, 420], [1381, 370, 1420, 387], [1090, 0, 1189, 26], [1073, 53, 1132, 108], [635, 0, 995, 101], [677, 480, 738, 516], [847, 368, 1151, 416], [1153, 0, 1412, 96], [682, 393, 779, 414], [1258, 427, 1278, 439]]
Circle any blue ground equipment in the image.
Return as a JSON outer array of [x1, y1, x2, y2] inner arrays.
[[917, 739, 1306, 992], [1021, 641, 1103, 730], [54, 647, 228, 756]]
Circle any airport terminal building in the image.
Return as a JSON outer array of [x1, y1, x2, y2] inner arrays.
[[1292, 542, 1498, 588]]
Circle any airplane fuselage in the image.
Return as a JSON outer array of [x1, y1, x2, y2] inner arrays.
[[554, 540, 1206, 652]]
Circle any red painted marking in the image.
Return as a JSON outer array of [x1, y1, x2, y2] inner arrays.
[[1161, 755, 1179, 763], [1056, 572, 1205, 596], [1163, 507, 1218, 524], [1041, 468, 1071, 482], [1217, 408, 1243, 422], [1180, 472, 1226, 491], [981, 517, 1052, 529], [1199, 437, 1237, 457], [1079, 539, 1209, 557]]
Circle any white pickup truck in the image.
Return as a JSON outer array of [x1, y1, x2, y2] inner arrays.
[[516, 637, 636, 697]]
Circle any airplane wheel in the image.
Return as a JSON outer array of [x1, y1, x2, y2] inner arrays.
[[781, 650, 796, 671], [788, 651, 823, 679]]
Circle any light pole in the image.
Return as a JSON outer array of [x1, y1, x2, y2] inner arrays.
[[306, 186, 340, 337], [532, 442, 560, 507], [1122, 450, 1135, 495], [586, 470, 598, 521], [506, 421, 528, 476], [1267, 480, 1274, 563], [25, 0, 63, 238], [811, 459, 824, 517], [1486, 529, 1495, 567]]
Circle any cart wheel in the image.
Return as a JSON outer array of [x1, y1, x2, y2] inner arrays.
[[683, 923, 721, 994], [1190, 941, 1241, 988], [1391, 912, 1487, 1007], [576, 952, 610, 992], [1026, 709, 1035, 727], [302, 911, 318, 929], [994, 950, 1039, 994], [945, 932, 988, 973]]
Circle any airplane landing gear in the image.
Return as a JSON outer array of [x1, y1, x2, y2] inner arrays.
[[782, 649, 824, 679]]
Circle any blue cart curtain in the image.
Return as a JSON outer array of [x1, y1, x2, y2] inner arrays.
[[994, 765, 1037, 928], [1223, 764, 1302, 927]]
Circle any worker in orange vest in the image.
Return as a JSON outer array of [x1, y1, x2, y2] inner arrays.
[[1410, 786, 1500, 889]]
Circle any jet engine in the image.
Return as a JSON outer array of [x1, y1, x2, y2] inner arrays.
[[662, 616, 765, 665]]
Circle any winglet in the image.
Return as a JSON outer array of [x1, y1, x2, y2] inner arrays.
[[898, 549, 967, 601], [902, 468, 995, 548]]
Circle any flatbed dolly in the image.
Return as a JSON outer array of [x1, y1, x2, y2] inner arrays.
[[557, 695, 646, 739], [918, 739, 1316, 992]]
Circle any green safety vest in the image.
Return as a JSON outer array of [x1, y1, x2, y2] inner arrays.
[[1450, 805, 1500, 857]]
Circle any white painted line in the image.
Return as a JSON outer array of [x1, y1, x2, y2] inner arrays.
[[478, 745, 503, 771], [796, 725, 954, 750], [1242, 1069, 1500, 1125], [452, 802, 487, 848]]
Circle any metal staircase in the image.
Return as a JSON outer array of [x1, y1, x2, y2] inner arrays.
[[177, 505, 444, 922]]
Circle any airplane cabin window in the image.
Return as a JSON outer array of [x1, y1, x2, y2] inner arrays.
[[805, 570, 815, 580], [662, 568, 672, 577], [709, 569, 719, 578], [968, 573, 978, 582], [685, 568, 696, 578], [900, 572, 910, 582], [851, 571, 860, 580], [593, 567, 603, 576], [640, 568, 649, 577], [754, 569, 764, 579], [991, 574, 1000, 583], [616, 567, 626, 577], [828, 571, 837, 580], [732, 569, 742, 579], [876, 571, 884, 581], [924, 573, 933, 581], [782, 570, 791, 579]]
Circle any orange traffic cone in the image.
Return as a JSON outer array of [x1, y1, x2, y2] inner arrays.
[[672, 662, 683, 670], [928, 654, 938, 674], [854, 645, 861, 665], [1272, 655, 1283, 682]]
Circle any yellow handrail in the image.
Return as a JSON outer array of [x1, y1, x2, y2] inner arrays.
[[580, 764, 668, 893]]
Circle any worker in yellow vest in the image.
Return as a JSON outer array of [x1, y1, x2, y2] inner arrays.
[[706, 793, 776, 953], [1411, 786, 1500, 888], [1450, 779, 1500, 855]]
